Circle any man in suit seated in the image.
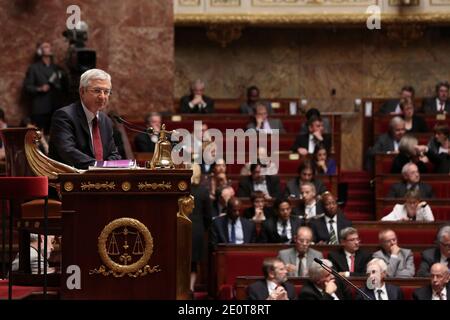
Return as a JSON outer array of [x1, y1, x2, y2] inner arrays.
[[296, 182, 325, 220], [328, 227, 371, 277], [11, 233, 55, 274], [422, 81, 450, 114], [284, 161, 327, 199], [49, 69, 121, 169], [209, 197, 256, 249], [240, 86, 273, 115], [356, 258, 404, 300], [387, 162, 434, 198], [291, 115, 331, 156], [417, 225, 450, 277], [413, 263, 450, 300], [308, 192, 352, 245], [246, 102, 285, 134], [298, 259, 351, 300], [379, 85, 415, 115], [372, 229, 415, 278], [237, 163, 281, 199], [179, 79, 214, 113], [259, 199, 302, 244], [277, 226, 323, 277], [134, 112, 161, 153], [211, 185, 235, 218], [247, 257, 296, 300]]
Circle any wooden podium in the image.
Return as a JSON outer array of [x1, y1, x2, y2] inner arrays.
[[58, 169, 192, 300]]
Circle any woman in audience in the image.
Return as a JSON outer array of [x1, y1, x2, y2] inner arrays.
[[391, 135, 429, 174], [400, 97, 428, 133], [284, 160, 327, 199], [312, 144, 337, 175], [382, 189, 434, 221], [427, 123, 449, 156], [243, 191, 274, 222]]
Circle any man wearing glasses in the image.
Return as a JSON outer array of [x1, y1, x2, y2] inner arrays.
[[49, 68, 121, 169], [417, 225, 450, 277]]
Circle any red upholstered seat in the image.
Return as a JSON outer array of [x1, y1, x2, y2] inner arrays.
[[0, 176, 48, 199], [359, 228, 436, 245]]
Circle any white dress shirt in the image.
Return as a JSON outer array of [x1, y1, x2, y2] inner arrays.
[[308, 134, 316, 153], [266, 280, 278, 297], [253, 179, 270, 197], [324, 215, 338, 239], [227, 218, 244, 244], [436, 98, 446, 112], [374, 283, 388, 300], [81, 100, 99, 142], [432, 287, 447, 300], [277, 219, 292, 242], [382, 204, 434, 222], [304, 201, 317, 219]]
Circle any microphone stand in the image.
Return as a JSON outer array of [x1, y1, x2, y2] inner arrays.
[[313, 258, 372, 301], [110, 115, 153, 135]]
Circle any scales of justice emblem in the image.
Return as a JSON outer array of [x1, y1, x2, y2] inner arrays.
[[89, 217, 161, 278]]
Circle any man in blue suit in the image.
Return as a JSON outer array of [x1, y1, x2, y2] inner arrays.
[[49, 68, 121, 169]]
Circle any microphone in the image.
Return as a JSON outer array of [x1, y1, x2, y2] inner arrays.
[[313, 258, 372, 301], [108, 114, 153, 134]]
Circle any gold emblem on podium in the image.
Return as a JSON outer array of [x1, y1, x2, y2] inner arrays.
[[89, 218, 161, 278], [121, 181, 131, 191], [177, 180, 188, 191], [63, 181, 74, 192]]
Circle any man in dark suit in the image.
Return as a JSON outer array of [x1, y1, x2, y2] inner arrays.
[[379, 85, 415, 115], [413, 263, 450, 300], [134, 112, 161, 153], [284, 162, 327, 199], [328, 227, 372, 277], [209, 197, 256, 249], [259, 199, 303, 244], [247, 257, 296, 300], [295, 182, 326, 220], [237, 163, 280, 199], [417, 225, 450, 276], [179, 79, 214, 113], [308, 192, 352, 244], [291, 115, 331, 156], [422, 81, 450, 114], [298, 259, 351, 300], [246, 103, 285, 134], [356, 258, 404, 300], [387, 162, 434, 198], [49, 69, 121, 169]]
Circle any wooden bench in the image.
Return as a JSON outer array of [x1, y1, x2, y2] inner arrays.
[[375, 174, 450, 198], [376, 198, 450, 221]]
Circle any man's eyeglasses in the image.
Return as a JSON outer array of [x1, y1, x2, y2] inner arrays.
[[439, 242, 450, 248], [88, 87, 112, 96]]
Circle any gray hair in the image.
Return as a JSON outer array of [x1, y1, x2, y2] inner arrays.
[[401, 162, 417, 176], [398, 135, 418, 156], [437, 225, 450, 242], [367, 258, 387, 273], [300, 181, 316, 194], [30, 233, 39, 242], [191, 79, 205, 90], [309, 259, 332, 282], [262, 257, 283, 279], [339, 227, 358, 241], [389, 116, 405, 131], [79, 69, 111, 89]]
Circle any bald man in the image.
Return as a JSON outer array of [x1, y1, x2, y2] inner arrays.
[[413, 263, 450, 300]]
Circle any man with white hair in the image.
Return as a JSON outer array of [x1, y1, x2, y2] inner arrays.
[[418, 225, 450, 277], [49, 68, 121, 169], [179, 79, 214, 113], [356, 258, 404, 300], [387, 162, 434, 198], [298, 259, 350, 300], [413, 263, 450, 300]]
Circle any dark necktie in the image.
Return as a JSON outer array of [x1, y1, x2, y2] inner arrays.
[[297, 253, 305, 276], [377, 289, 383, 300], [281, 221, 287, 237], [230, 221, 236, 244], [328, 219, 338, 245], [92, 117, 103, 161]]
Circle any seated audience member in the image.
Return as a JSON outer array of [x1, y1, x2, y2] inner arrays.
[[207, 158, 230, 200], [209, 197, 256, 248], [108, 112, 134, 159], [427, 123, 449, 156], [240, 147, 279, 176], [134, 112, 161, 153], [328, 227, 371, 277], [237, 163, 281, 199], [180, 79, 214, 114], [391, 135, 429, 174], [400, 97, 428, 133], [312, 144, 337, 175], [372, 229, 415, 278], [365, 116, 406, 170], [298, 259, 350, 300], [212, 185, 235, 217], [11, 233, 55, 274], [417, 225, 450, 277], [387, 162, 434, 198], [240, 86, 273, 115], [284, 161, 327, 199], [243, 191, 274, 222], [20, 117, 49, 155], [382, 189, 434, 222], [246, 102, 285, 134], [292, 115, 331, 156], [0, 108, 8, 161], [247, 257, 296, 300], [356, 258, 404, 300], [308, 192, 352, 245], [278, 226, 323, 277], [379, 85, 415, 115], [189, 164, 212, 291], [299, 108, 331, 134], [296, 182, 325, 221], [413, 263, 450, 300], [259, 199, 302, 244], [422, 81, 450, 114]]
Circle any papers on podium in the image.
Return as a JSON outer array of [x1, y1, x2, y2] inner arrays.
[[88, 159, 137, 170]]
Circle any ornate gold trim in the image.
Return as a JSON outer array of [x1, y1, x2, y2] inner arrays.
[[177, 180, 188, 191], [177, 195, 195, 219], [138, 181, 172, 191], [81, 181, 116, 191], [64, 182, 74, 192], [89, 218, 161, 278], [175, 13, 450, 26], [121, 181, 131, 192]]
